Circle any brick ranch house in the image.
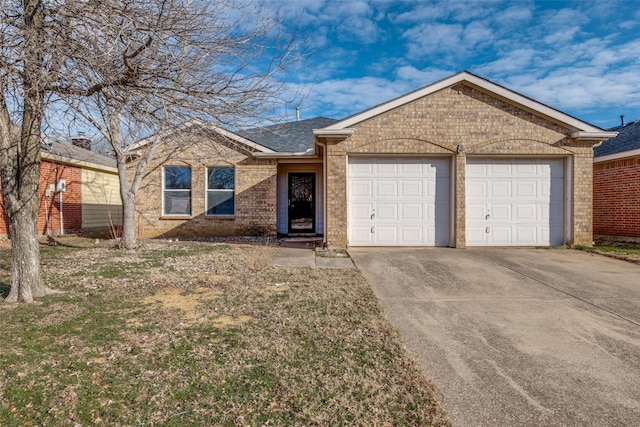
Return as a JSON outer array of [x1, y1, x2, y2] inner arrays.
[[132, 71, 616, 248], [0, 139, 122, 237], [593, 119, 640, 242]]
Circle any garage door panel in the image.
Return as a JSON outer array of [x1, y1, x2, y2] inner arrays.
[[491, 204, 512, 221], [376, 180, 398, 197], [376, 226, 398, 245], [467, 204, 487, 221], [466, 162, 487, 177], [515, 227, 537, 244], [401, 162, 422, 175], [489, 162, 512, 176], [401, 226, 424, 244], [377, 203, 398, 221], [349, 159, 374, 176], [376, 162, 397, 175], [467, 180, 487, 198], [402, 204, 423, 220], [515, 204, 537, 221], [515, 180, 537, 197], [516, 162, 537, 175], [467, 226, 488, 245], [490, 226, 512, 244], [350, 179, 373, 198], [349, 157, 450, 246], [351, 203, 373, 220], [467, 158, 565, 246], [350, 226, 373, 246], [490, 181, 512, 198], [539, 204, 550, 221], [402, 180, 423, 197]]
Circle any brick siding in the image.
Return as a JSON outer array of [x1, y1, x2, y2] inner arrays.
[[0, 160, 82, 237], [593, 156, 640, 239], [134, 131, 278, 238]]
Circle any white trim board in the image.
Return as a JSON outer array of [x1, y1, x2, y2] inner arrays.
[[594, 148, 640, 163]]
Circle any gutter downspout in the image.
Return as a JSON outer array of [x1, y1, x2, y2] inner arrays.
[[315, 138, 328, 246]]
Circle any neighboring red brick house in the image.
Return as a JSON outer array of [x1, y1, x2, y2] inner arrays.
[[593, 120, 640, 241], [1, 140, 121, 237]]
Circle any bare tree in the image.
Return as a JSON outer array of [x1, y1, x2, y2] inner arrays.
[[1, 0, 300, 302], [62, 0, 299, 250]]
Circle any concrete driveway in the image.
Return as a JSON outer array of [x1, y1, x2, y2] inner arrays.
[[349, 247, 640, 426]]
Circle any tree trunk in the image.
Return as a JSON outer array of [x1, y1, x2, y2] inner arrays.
[[4, 198, 43, 303], [121, 190, 137, 249], [3, 110, 50, 302], [3, 0, 51, 302], [117, 151, 138, 249]]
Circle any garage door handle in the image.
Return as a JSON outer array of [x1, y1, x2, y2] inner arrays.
[[371, 226, 375, 234], [370, 213, 375, 220], [486, 227, 490, 234], [486, 214, 490, 220]]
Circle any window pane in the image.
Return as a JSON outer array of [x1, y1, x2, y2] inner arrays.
[[164, 191, 191, 215], [165, 166, 191, 190], [207, 191, 234, 216], [208, 167, 234, 190]]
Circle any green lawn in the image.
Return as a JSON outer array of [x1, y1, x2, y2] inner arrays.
[[0, 238, 449, 426]]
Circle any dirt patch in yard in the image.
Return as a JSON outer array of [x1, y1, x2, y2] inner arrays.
[[141, 287, 226, 326]]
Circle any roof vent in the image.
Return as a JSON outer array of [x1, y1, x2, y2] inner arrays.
[[620, 115, 625, 127]]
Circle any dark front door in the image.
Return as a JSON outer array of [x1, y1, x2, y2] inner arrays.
[[288, 173, 316, 233]]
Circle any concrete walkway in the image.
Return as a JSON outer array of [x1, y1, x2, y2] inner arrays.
[[271, 247, 355, 269]]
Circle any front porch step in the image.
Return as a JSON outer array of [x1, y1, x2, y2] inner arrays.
[[280, 237, 323, 249]]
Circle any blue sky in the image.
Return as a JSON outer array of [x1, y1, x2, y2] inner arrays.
[[278, 0, 640, 129]]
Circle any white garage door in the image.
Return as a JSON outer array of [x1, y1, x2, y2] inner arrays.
[[348, 157, 450, 246], [466, 158, 565, 246]]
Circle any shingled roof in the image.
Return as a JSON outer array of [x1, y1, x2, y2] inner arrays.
[[237, 117, 338, 153], [595, 120, 640, 157], [42, 141, 117, 169]]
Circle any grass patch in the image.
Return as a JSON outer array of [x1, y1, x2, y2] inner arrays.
[[0, 238, 448, 426], [577, 240, 640, 256], [577, 245, 640, 256]]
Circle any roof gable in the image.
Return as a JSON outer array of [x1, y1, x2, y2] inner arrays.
[[322, 71, 604, 133]]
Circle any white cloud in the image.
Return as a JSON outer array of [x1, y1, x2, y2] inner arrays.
[[494, 5, 533, 26], [542, 26, 580, 45], [403, 23, 464, 58], [463, 21, 494, 46], [287, 76, 419, 120], [394, 66, 453, 84]]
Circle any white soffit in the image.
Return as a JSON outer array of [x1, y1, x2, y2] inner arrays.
[[325, 71, 604, 133]]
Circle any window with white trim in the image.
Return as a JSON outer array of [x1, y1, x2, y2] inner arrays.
[[207, 167, 235, 216], [163, 166, 191, 215]]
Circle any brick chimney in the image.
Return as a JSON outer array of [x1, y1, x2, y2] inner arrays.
[[71, 132, 92, 151]]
